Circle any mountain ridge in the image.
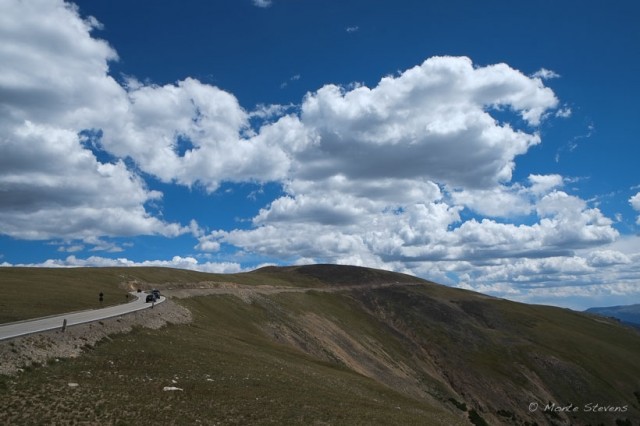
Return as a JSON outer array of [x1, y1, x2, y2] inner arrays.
[[1, 264, 639, 425], [585, 303, 640, 328]]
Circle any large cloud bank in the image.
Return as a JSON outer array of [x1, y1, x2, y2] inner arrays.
[[1, 0, 639, 308]]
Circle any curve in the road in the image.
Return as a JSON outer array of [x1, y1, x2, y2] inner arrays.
[[0, 292, 165, 341]]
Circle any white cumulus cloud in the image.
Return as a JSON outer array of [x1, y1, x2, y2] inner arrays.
[[0, 0, 297, 241], [252, 0, 272, 8], [630, 192, 640, 224], [297, 57, 557, 188], [0, 0, 186, 240], [101, 78, 297, 191], [4, 255, 243, 274], [532, 68, 560, 80]]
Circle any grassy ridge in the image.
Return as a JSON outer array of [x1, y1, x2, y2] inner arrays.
[[0, 266, 332, 324], [0, 268, 127, 323], [261, 264, 429, 286], [2, 265, 640, 425]]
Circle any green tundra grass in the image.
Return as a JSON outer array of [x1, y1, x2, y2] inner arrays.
[[0, 294, 463, 425], [1, 265, 639, 425]]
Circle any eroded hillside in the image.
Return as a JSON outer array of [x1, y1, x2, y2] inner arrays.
[[179, 279, 640, 425]]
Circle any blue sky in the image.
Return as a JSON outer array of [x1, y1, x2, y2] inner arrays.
[[1, 0, 639, 310]]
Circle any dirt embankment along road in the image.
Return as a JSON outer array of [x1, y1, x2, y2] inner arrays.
[[0, 299, 191, 376]]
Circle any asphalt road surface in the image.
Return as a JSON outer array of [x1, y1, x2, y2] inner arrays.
[[0, 292, 165, 341]]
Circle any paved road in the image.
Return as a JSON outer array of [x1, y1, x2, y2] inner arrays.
[[0, 292, 165, 341]]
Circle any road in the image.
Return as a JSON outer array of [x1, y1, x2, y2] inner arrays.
[[0, 292, 165, 341]]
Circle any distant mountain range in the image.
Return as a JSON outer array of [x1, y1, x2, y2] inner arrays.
[[585, 303, 640, 328]]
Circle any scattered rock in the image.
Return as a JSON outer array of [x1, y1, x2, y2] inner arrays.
[[163, 386, 183, 391], [68, 383, 79, 388]]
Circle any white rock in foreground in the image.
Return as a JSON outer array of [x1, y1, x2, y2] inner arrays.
[[163, 386, 183, 391]]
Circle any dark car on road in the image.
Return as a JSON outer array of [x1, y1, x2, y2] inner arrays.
[[145, 294, 155, 303], [152, 289, 160, 300]]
